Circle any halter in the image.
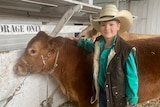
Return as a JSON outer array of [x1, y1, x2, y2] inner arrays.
[[41, 50, 59, 74], [40, 50, 60, 107], [49, 50, 59, 74]]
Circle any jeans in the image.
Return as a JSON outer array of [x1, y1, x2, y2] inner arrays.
[[99, 87, 107, 107]]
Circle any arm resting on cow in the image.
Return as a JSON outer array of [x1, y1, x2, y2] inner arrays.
[[125, 50, 139, 105], [77, 38, 95, 53]]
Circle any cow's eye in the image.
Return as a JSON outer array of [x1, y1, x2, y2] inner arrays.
[[31, 49, 36, 54], [28, 48, 37, 56]]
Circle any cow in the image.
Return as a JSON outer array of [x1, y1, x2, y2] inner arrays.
[[14, 31, 95, 107], [14, 31, 160, 107]]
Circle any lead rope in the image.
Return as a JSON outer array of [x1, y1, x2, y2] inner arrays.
[[40, 51, 60, 107], [1, 62, 31, 107], [40, 75, 59, 107], [1, 74, 29, 107]]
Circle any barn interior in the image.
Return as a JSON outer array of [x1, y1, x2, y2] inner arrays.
[[0, 0, 160, 107]]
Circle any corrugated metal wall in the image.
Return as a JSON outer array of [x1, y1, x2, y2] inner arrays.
[[130, 0, 160, 34], [92, 0, 160, 35]]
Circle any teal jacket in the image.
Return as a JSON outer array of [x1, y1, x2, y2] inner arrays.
[[77, 35, 138, 104]]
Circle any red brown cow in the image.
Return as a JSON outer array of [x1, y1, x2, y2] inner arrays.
[[14, 31, 95, 107], [14, 31, 160, 107]]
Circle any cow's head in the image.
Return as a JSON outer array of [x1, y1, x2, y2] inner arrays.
[[14, 31, 62, 75]]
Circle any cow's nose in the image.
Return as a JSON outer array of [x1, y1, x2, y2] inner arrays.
[[13, 64, 28, 76]]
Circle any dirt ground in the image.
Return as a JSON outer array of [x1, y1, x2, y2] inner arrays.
[[137, 98, 160, 107]]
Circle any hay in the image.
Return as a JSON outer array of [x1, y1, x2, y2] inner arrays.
[[137, 98, 160, 107]]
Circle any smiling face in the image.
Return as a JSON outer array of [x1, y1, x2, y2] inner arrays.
[[99, 19, 120, 39]]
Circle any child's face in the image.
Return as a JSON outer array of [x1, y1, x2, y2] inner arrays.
[[99, 20, 120, 39]]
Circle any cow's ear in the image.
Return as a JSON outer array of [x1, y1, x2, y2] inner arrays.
[[48, 37, 63, 50]]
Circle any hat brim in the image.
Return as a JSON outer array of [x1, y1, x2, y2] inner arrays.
[[92, 10, 133, 34]]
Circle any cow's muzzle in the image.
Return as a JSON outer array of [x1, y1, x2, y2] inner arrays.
[[14, 58, 32, 76]]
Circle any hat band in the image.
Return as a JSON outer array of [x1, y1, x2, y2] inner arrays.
[[100, 15, 115, 18]]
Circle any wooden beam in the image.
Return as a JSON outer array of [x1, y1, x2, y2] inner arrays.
[[50, 4, 83, 36]]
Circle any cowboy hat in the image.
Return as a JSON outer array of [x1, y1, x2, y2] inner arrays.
[[92, 4, 133, 34]]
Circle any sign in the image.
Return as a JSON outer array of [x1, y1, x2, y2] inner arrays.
[[0, 24, 41, 35], [0, 24, 87, 35]]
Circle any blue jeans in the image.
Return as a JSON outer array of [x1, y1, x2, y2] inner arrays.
[[99, 87, 107, 107]]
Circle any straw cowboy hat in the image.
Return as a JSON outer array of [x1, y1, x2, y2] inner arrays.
[[92, 4, 133, 34]]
